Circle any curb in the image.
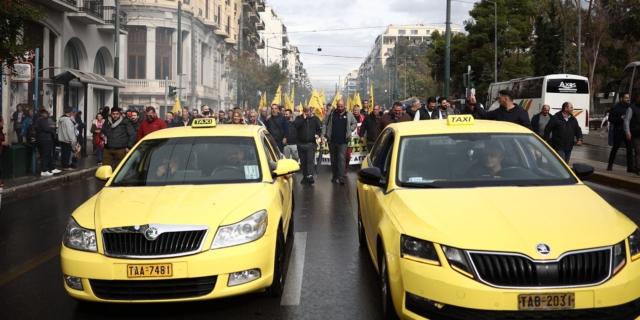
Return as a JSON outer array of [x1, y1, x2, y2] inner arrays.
[[2, 167, 99, 203], [590, 171, 640, 191]]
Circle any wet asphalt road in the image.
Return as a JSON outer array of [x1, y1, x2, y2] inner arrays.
[[1, 167, 640, 320]]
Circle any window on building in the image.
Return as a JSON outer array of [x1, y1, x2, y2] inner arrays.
[[206, 0, 210, 19], [127, 26, 147, 79], [411, 30, 418, 35], [217, 6, 221, 24], [156, 28, 172, 80], [426, 30, 431, 35], [398, 29, 406, 35], [94, 50, 105, 75], [63, 41, 79, 69]]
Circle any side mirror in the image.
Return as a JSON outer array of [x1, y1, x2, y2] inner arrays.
[[95, 165, 113, 181], [357, 167, 387, 188], [572, 163, 594, 181], [272, 159, 300, 177]]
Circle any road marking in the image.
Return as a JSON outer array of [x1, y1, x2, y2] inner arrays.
[[0, 245, 61, 287], [585, 182, 640, 199], [281, 232, 307, 306]]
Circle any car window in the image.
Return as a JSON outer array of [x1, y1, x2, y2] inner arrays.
[[381, 134, 395, 179], [396, 133, 576, 188], [370, 129, 392, 167], [111, 136, 262, 186], [265, 132, 283, 159]]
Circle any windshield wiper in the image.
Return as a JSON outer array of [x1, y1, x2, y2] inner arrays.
[[399, 182, 441, 188]]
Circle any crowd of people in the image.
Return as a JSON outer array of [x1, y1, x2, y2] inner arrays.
[[1, 89, 639, 186]]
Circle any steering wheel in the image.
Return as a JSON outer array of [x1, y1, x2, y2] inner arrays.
[[211, 165, 245, 176], [499, 166, 521, 173]]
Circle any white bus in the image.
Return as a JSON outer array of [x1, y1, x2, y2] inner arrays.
[[486, 74, 590, 135]]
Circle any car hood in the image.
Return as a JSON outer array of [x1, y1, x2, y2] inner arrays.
[[94, 184, 266, 230], [390, 185, 636, 259]]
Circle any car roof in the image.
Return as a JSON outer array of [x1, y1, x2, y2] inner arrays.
[[386, 119, 532, 137], [141, 124, 265, 140]]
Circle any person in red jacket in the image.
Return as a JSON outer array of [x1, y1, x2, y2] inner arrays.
[[137, 106, 167, 141]]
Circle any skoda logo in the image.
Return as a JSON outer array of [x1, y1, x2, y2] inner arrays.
[[144, 227, 159, 240], [536, 243, 551, 256]]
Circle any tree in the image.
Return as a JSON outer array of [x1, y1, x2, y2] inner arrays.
[[0, 0, 47, 72], [426, 31, 471, 96], [531, 0, 564, 75], [224, 53, 289, 109]]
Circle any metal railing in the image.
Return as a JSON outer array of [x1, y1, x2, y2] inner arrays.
[[102, 6, 127, 29], [78, 0, 103, 19], [62, 0, 78, 6]]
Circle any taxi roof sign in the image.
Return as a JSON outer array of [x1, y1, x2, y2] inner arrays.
[[192, 118, 217, 128], [447, 115, 474, 126]]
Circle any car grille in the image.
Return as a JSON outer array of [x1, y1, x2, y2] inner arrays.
[[469, 248, 611, 288], [103, 230, 207, 258], [406, 292, 640, 320], [90, 276, 217, 300]]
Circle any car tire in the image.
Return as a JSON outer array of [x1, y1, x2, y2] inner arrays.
[[357, 200, 366, 248], [380, 251, 398, 320], [266, 226, 285, 297]]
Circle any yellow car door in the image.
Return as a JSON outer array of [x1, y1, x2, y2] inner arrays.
[[262, 132, 292, 230]]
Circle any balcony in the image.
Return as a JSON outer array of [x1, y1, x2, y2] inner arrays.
[[257, 39, 265, 49], [225, 37, 237, 45], [196, 85, 219, 101], [68, 0, 104, 24], [255, 20, 265, 31], [248, 10, 259, 23], [256, 0, 265, 12], [33, 0, 78, 12], [251, 32, 259, 42], [97, 6, 128, 34], [215, 25, 229, 38], [120, 79, 177, 95], [282, 32, 289, 43]]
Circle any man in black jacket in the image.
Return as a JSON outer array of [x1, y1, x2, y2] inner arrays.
[[463, 96, 485, 119], [265, 104, 289, 153], [359, 104, 382, 152], [476, 90, 531, 130], [414, 97, 441, 120], [293, 106, 322, 184], [101, 107, 136, 168], [607, 92, 634, 172], [34, 109, 60, 176], [624, 92, 640, 174], [531, 105, 552, 139], [543, 102, 583, 163]]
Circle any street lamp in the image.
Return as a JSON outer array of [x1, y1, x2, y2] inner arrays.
[[486, 0, 498, 83]]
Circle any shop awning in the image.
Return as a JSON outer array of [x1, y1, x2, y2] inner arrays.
[[44, 67, 125, 88]]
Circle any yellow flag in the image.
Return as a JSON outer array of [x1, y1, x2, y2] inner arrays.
[[331, 91, 341, 108], [290, 86, 295, 107], [172, 96, 182, 116], [271, 85, 282, 106], [354, 92, 362, 110], [369, 84, 374, 113], [320, 89, 326, 106], [309, 91, 324, 120], [347, 95, 354, 112], [260, 92, 267, 107], [284, 93, 293, 111]]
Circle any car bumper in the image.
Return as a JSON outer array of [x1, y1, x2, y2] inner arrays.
[[389, 253, 640, 320], [60, 232, 276, 303]]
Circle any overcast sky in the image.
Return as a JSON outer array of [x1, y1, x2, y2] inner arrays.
[[266, 0, 476, 95]]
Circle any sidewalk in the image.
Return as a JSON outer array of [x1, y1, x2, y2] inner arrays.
[[2, 152, 100, 203], [574, 128, 639, 192]]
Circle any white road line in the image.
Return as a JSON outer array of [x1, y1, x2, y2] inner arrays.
[[585, 182, 640, 199], [281, 232, 307, 306]]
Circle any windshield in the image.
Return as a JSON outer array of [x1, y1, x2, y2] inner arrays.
[[111, 136, 262, 187], [396, 133, 576, 188]]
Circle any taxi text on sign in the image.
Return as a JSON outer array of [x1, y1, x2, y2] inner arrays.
[[447, 115, 474, 126], [192, 118, 217, 128]]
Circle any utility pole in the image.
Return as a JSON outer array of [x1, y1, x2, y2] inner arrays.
[[577, 0, 581, 76], [394, 38, 398, 101], [237, 1, 243, 108], [114, 0, 120, 107], [562, 22, 566, 73], [191, 13, 196, 108], [445, 0, 451, 100], [164, 76, 169, 109], [178, 1, 182, 102]]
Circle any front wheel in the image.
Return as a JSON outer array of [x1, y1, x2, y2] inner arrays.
[[357, 201, 366, 248], [266, 227, 285, 297], [380, 251, 399, 319]]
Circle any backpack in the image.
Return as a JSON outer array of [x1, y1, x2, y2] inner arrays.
[[26, 118, 42, 143]]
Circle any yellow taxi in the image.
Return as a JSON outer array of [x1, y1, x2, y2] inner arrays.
[[60, 119, 299, 302], [356, 115, 640, 319]]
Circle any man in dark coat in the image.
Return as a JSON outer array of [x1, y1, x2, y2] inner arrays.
[[607, 92, 634, 172], [360, 104, 382, 152], [476, 90, 531, 130], [265, 104, 290, 153], [101, 107, 136, 168], [543, 102, 583, 163]]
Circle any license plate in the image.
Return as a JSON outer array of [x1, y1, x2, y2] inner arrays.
[[518, 293, 575, 310], [126, 264, 173, 278]]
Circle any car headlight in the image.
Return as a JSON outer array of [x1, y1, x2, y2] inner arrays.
[[62, 217, 97, 252], [628, 229, 640, 261], [441, 246, 474, 278], [211, 210, 268, 249], [400, 235, 440, 266], [612, 240, 626, 275]]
